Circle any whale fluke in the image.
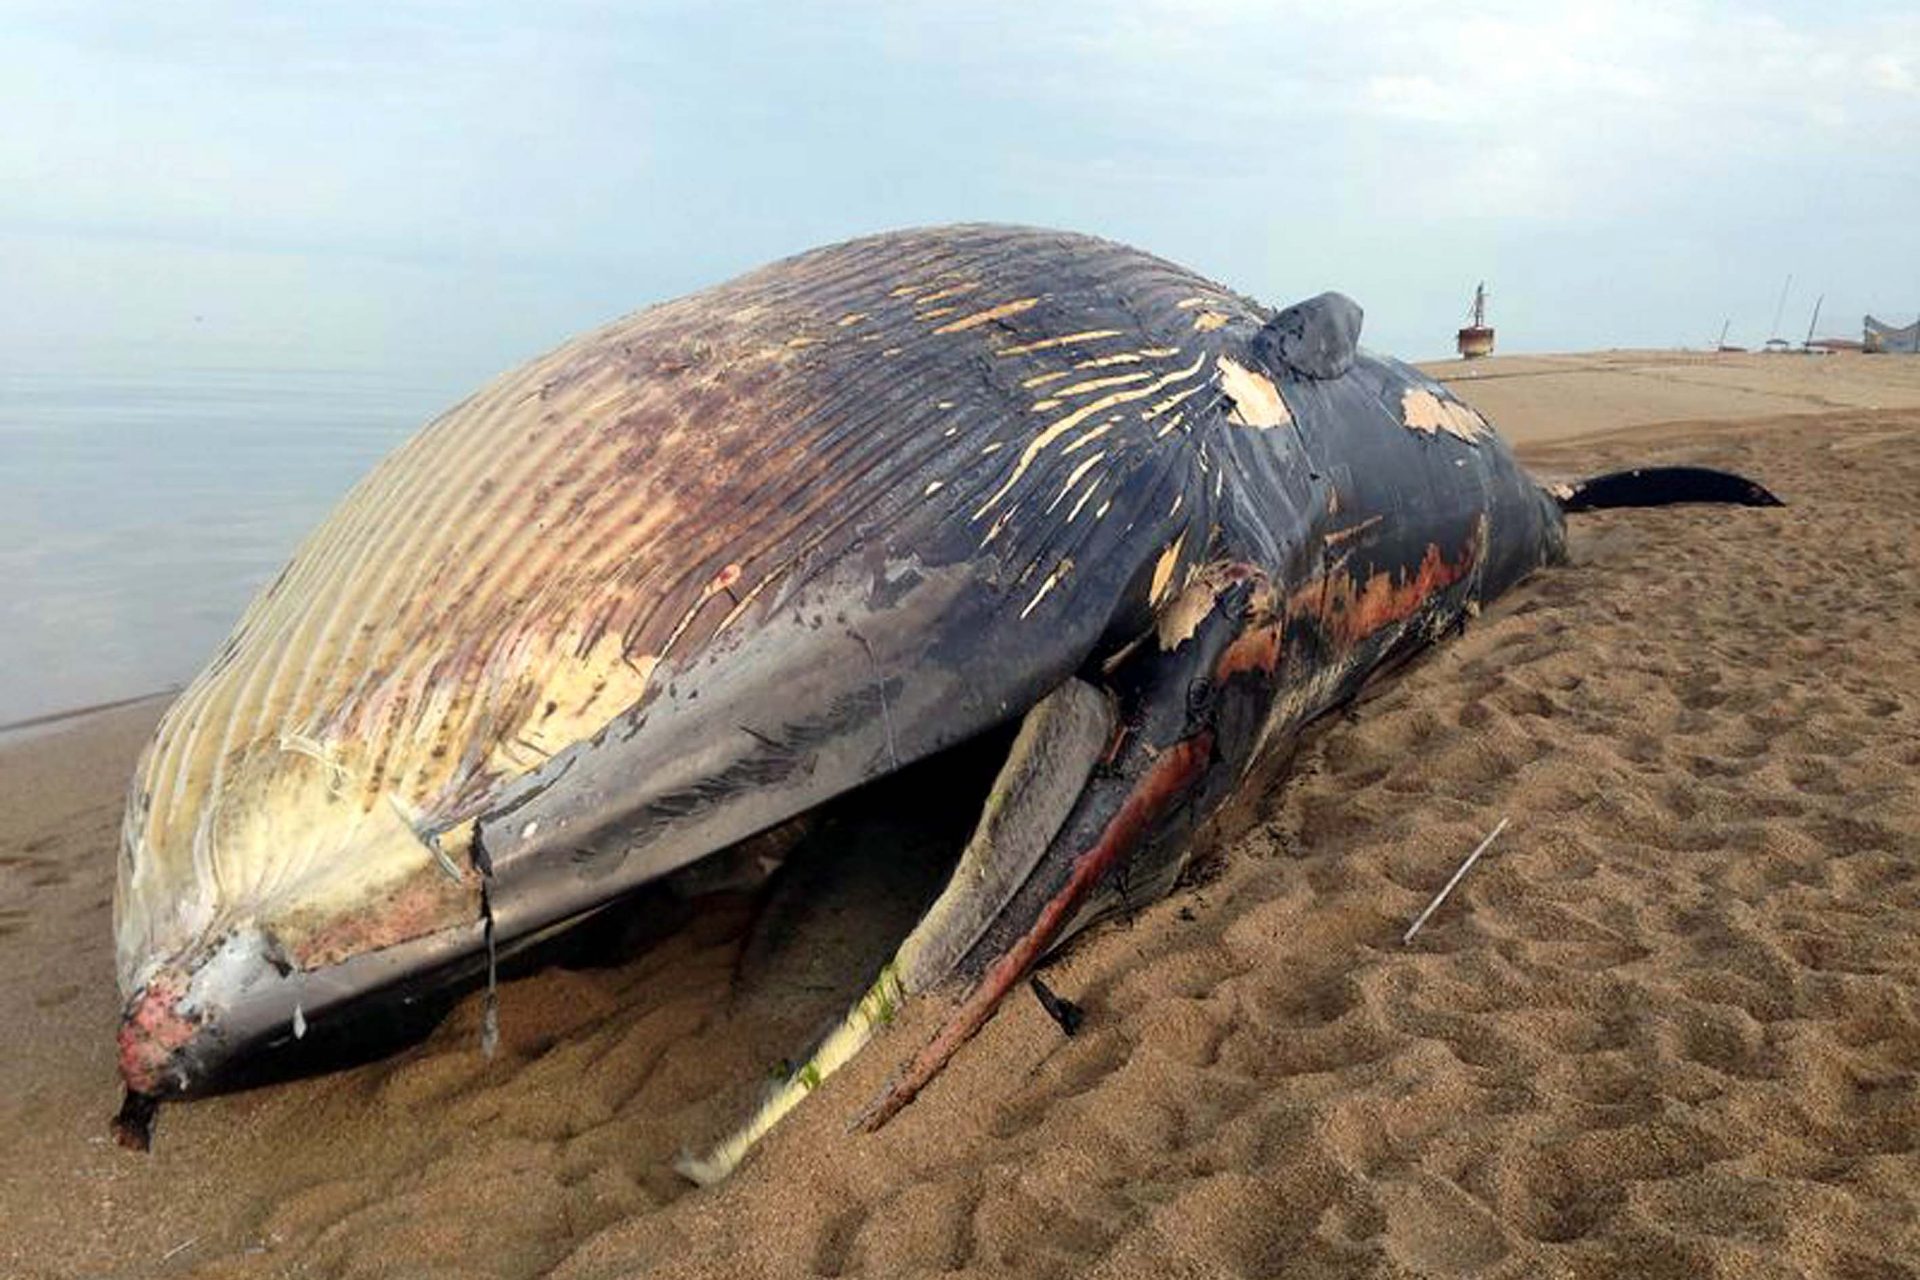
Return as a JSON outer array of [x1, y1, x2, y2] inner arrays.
[[1552, 466, 1784, 513]]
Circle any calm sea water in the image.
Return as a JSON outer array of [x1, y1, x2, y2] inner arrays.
[[0, 360, 455, 726]]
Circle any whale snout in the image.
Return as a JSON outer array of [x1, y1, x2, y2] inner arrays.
[[117, 969, 202, 1097], [115, 927, 291, 1102]]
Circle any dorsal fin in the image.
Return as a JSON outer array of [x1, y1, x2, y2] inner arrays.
[[1251, 291, 1363, 380]]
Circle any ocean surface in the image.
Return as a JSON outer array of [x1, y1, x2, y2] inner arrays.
[[0, 226, 686, 731], [0, 357, 458, 727]]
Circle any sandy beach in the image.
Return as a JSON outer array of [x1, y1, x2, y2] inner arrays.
[[3, 351, 1916, 1279]]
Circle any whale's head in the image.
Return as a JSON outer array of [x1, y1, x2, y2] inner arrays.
[[113, 720, 483, 1110]]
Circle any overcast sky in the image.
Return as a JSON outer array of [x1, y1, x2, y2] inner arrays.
[[4, 0, 1918, 381]]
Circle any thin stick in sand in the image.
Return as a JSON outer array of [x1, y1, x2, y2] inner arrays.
[[1403, 817, 1509, 945]]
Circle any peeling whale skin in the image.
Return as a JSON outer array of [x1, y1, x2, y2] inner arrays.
[[112, 224, 1780, 1154]]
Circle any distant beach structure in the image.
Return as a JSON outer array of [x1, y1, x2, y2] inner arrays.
[[1863, 315, 1919, 354], [1456, 282, 1495, 358]]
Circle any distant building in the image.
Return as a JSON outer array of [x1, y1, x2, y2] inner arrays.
[[1864, 315, 1919, 353]]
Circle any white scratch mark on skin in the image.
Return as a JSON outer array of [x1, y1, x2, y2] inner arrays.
[[935, 296, 1039, 333], [1050, 370, 1154, 397], [995, 329, 1125, 356], [979, 509, 1012, 549], [1063, 419, 1116, 454], [1150, 533, 1186, 604], [917, 282, 981, 305], [658, 554, 759, 660], [1154, 410, 1187, 439], [1022, 370, 1071, 388], [974, 352, 1207, 519], [1021, 558, 1072, 618], [1073, 352, 1144, 369], [981, 442, 1004, 454], [1323, 514, 1383, 545], [1047, 452, 1108, 513], [1067, 474, 1103, 523], [1095, 498, 1112, 519], [715, 565, 789, 636], [924, 481, 945, 496], [936, 400, 955, 409], [1144, 385, 1204, 418], [1032, 398, 1062, 412]]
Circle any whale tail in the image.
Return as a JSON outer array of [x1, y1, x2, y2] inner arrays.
[[1548, 466, 1783, 513]]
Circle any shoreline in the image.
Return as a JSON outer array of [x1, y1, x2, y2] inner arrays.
[[0, 688, 177, 743]]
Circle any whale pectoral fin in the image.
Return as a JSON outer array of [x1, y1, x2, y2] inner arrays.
[[853, 566, 1281, 1133], [1552, 465, 1784, 512], [1253, 291, 1364, 380], [674, 676, 1117, 1185], [890, 679, 1119, 992]]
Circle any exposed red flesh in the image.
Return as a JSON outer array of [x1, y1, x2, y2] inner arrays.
[[116, 971, 197, 1097]]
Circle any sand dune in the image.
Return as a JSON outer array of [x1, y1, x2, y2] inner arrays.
[[2, 353, 1916, 1278]]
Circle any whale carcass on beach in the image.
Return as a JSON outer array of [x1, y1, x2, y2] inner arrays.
[[111, 225, 1781, 1175]]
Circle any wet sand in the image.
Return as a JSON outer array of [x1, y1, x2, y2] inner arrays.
[[3, 351, 1916, 1278]]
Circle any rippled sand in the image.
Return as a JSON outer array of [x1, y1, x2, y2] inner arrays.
[[3, 352, 1916, 1278]]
